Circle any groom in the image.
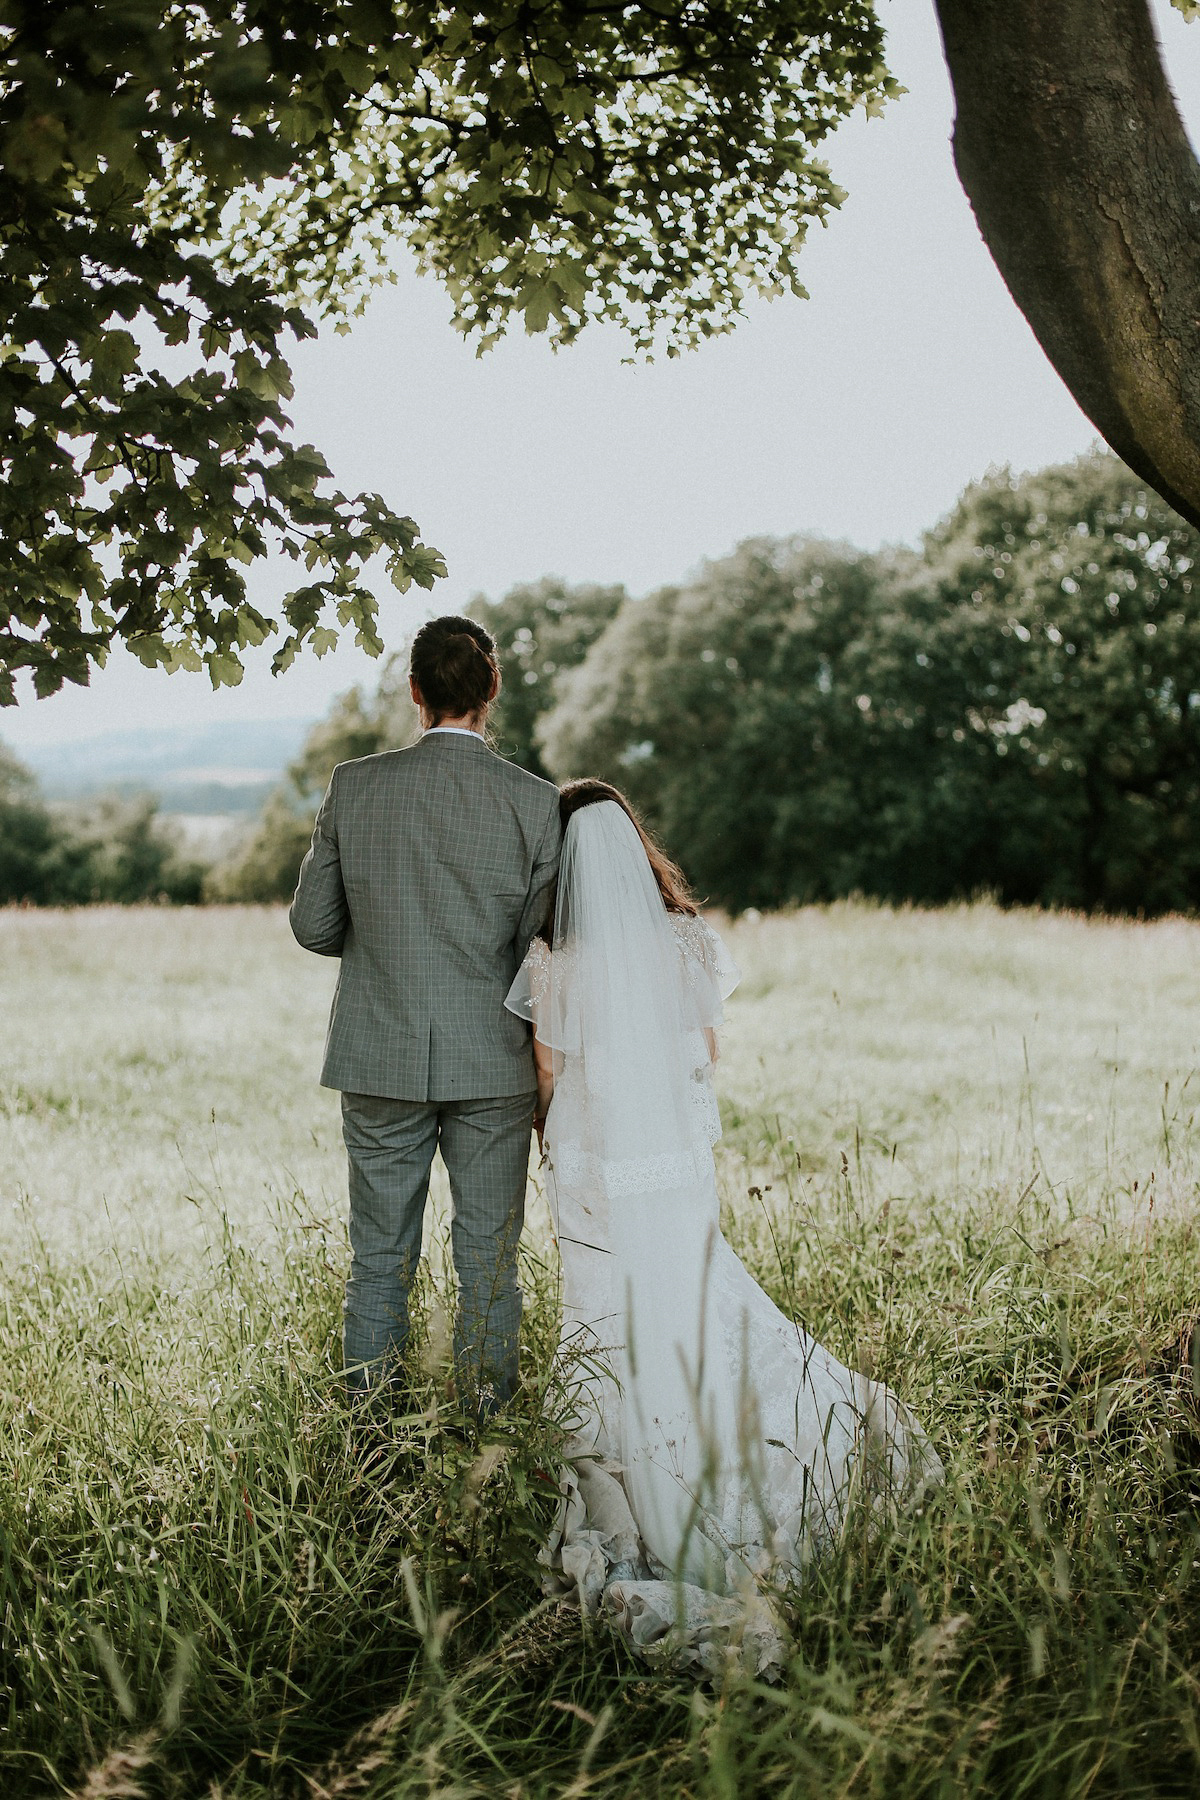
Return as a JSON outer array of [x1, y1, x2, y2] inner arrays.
[[289, 615, 561, 1415]]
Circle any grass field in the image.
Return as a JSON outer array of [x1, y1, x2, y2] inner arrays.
[[1, 902, 1199, 1797]]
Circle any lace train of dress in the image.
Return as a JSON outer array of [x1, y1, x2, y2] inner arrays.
[[539, 1161, 942, 1679], [506, 876, 942, 1679]]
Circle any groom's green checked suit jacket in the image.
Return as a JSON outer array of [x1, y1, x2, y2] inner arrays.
[[289, 731, 561, 1102]]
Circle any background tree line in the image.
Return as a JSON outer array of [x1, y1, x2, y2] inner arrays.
[[214, 450, 1200, 917], [0, 750, 204, 904], [9, 448, 1196, 915]]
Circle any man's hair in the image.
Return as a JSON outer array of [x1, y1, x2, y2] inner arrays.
[[409, 615, 499, 723]]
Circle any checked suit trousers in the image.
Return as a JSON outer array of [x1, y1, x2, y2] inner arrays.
[[340, 1090, 534, 1408]]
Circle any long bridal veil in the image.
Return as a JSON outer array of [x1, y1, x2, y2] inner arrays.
[[507, 802, 742, 1578], [518, 799, 708, 1190], [508, 801, 941, 1661]]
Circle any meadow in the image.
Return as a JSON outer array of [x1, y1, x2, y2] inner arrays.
[[1, 901, 1199, 1797]]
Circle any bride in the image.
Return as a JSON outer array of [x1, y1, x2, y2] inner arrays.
[[505, 780, 941, 1677]]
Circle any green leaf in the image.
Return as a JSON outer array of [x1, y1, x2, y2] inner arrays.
[[206, 651, 245, 688], [91, 330, 139, 392], [521, 283, 553, 334], [165, 643, 205, 673]]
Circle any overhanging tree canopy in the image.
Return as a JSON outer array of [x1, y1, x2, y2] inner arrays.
[[0, 0, 891, 703], [9, 0, 1199, 712]]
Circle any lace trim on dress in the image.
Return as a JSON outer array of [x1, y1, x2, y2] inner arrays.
[[670, 911, 711, 960], [524, 933, 553, 1008], [687, 1060, 722, 1147], [555, 1141, 707, 1200], [669, 913, 740, 1028]]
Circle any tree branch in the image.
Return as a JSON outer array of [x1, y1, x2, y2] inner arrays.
[[934, 0, 1200, 530]]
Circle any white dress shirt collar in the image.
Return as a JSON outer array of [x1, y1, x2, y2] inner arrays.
[[424, 725, 484, 739]]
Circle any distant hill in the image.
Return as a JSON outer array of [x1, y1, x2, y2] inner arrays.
[[16, 718, 313, 815]]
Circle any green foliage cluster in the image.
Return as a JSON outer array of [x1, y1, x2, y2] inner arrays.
[[0, 742, 203, 903], [543, 451, 1200, 914], [232, 0, 891, 354], [0, 0, 448, 705], [1, 0, 891, 704]]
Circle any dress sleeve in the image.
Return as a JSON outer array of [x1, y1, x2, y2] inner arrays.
[[673, 915, 741, 1028], [504, 935, 553, 1034]]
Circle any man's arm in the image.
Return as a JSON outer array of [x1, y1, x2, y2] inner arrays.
[[289, 768, 349, 956], [517, 795, 562, 954]]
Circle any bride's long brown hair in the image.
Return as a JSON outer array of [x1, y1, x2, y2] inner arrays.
[[537, 778, 697, 942]]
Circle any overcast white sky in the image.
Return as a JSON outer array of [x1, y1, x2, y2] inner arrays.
[[5, 0, 1199, 751]]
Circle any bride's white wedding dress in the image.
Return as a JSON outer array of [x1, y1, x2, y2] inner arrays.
[[506, 803, 940, 1678]]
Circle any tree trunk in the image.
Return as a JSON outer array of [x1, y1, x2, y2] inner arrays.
[[933, 0, 1200, 530]]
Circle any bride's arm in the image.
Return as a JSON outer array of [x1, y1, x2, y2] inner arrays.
[[672, 915, 727, 1068], [533, 1033, 555, 1133]]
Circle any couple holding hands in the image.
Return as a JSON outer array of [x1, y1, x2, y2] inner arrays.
[[291, 613, 938, 1673]]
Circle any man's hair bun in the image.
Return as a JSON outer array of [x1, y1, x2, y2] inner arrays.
[[410, 615, 499, 723]]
